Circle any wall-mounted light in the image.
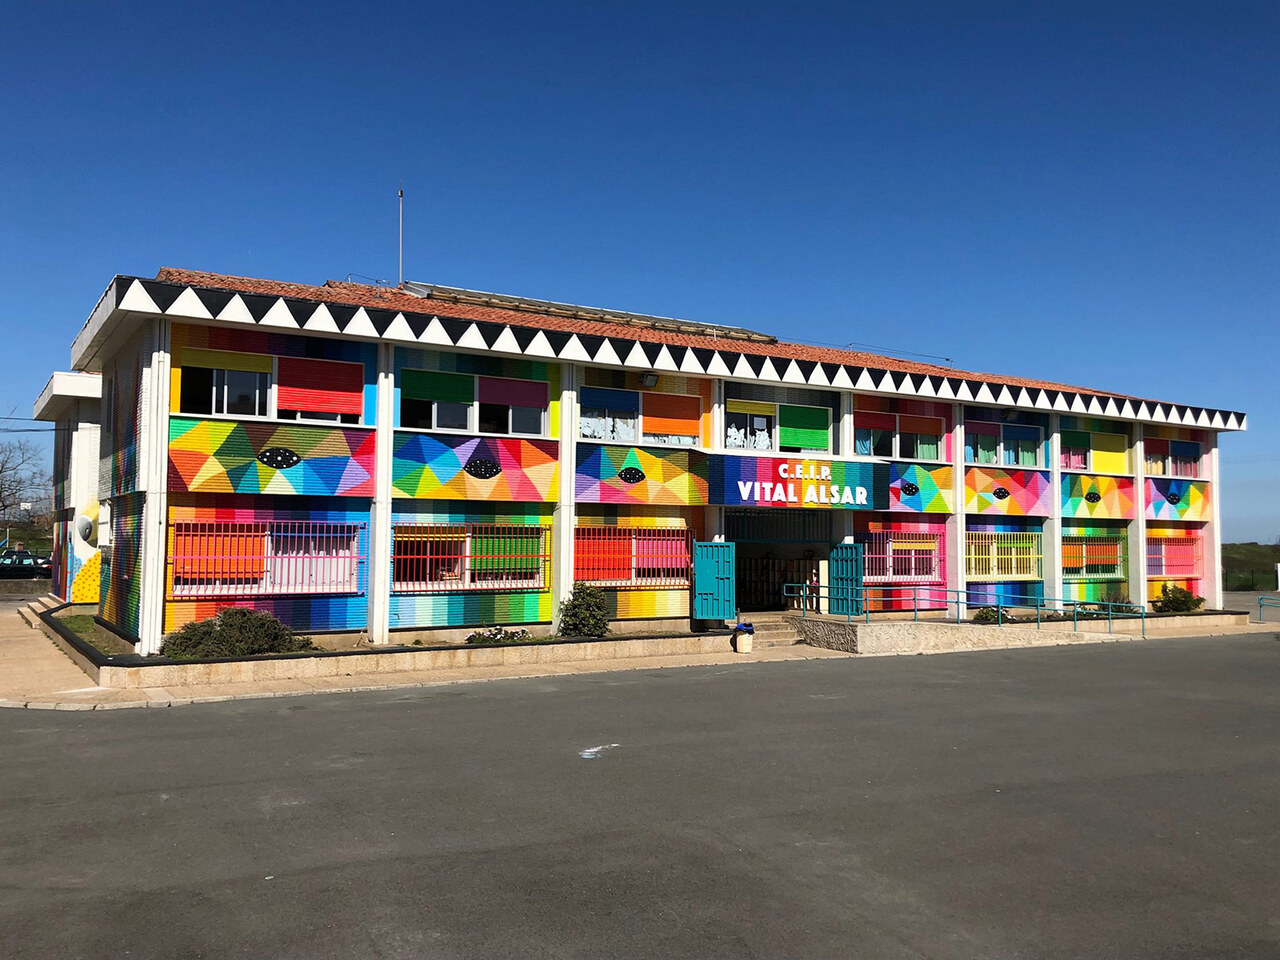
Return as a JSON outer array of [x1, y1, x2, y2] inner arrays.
[[640, 373, 659, 387]]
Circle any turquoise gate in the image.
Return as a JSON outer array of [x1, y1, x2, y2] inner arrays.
[[828, 543, 865, 617], [692, 541, 736, 620]]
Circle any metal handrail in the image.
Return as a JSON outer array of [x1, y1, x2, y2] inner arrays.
[[781, 582, 1146, 637], [1259, 596, 1280, 622]]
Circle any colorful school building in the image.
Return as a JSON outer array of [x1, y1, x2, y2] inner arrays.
[[34, 268, 1246, 655]]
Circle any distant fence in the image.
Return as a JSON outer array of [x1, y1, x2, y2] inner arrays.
[[1224, 569, 1279, 592]]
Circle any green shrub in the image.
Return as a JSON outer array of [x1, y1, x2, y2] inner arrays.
[[1152, 584, 1205, 614], [159, 607, 317, 660], [972, 606, 1017, 624], [559, 582, 611, 638], [464, 626, 533, 644]]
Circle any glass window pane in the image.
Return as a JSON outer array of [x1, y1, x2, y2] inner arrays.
[[510, 405, 542, 435], [478, 403, 508, 434], [726, 412, 749, 449], [871, 429, 893, 458], [435, 401, 470, 430], [401, 398, 434, 430], [855, 428, 872, 456], [916, 434, 939, 460], [223, 369, 263, 416], [179, 367, 215, 415]]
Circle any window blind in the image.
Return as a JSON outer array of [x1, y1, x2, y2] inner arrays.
[[580, 386, 640, 412], [642, 393, 701, 436], [400, 370, 474, 405], [277, 358, 364, 414], [778, 405, 829, 448]]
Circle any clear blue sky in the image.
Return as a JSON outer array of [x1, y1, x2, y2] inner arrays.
[[3, 1, 1276, 542]]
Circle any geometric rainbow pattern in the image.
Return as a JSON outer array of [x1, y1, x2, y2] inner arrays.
[[168, 418, 375, 497], [392, 433, 559, 501], [964, 467, 1052, 516], [890, 463, 953, 513], [1146, 477, 1211, 522], [1061, 474, 1136, 520], [576, 444, 710, 506]]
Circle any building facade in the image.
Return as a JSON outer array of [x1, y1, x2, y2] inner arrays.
[[41, 269, 1245, 655]]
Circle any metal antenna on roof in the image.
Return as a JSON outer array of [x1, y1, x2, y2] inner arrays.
[[398, 184, 404, 287]]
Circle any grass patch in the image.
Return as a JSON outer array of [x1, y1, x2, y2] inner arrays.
[[55, 614, 134, 656]]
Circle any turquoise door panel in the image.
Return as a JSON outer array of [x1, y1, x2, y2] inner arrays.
[[693, 541, 736, 620]]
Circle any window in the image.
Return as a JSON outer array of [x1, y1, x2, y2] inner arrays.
[[965, 422, 1042, 468], [1002, 425, 1041, 467], [276, 357, 364, 424], [778, 404, 831, 453], [391, 523, 548, 592], [1142, 438, 1201, 479], [179, 367, 270, 417], [1060, 431, 1090, 471], [1169, 441, 1201, 478], [852, 413, 944, 461], [641, 392, 701, 446], [1062, 536, 1127, 581], [580, 387, 639, 442], [1146, 536, 1202, 579], [860, 532, 943, 584], [726, 410, 775, 450], [574, 526, 692, 586], [965, 532, 1043, 581], [400, 371, 547, 437], [168, 521, 363, 597]]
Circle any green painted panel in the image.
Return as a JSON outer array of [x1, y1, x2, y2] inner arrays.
[[778, 405, 829, 449], [401, 370, 474, 404]]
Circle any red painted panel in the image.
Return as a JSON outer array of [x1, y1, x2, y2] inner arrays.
[[277, 358, 363, 414]]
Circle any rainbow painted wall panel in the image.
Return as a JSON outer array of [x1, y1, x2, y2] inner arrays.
[[1062, 474, 1136, 520], [163, 496, 371, 634], [392, 433, 559, 501], [1145, 478, 1211, 522], [576, 505, 698, 621], [169, 419, 376, 497], [965, 467, 1052, 516], [100, 493, 144, 639], [714, 456, 889, 509], [576, 445, 710, 506], [889, 463, 953, 513], [162, 496, 368, 640], [388, 501, 554, 629]]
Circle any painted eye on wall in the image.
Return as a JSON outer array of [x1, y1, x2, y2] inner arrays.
[[900, 481, 920, 497], [1084, 492, 1101, 503], [258, 447, 301, 469], [992, 487, 1010, 500], [464, 458, 501, 479], [1165, 492, 1181, 505], [617, 467, 646, 484]]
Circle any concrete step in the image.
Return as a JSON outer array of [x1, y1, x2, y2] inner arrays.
[[17, 604, 42, 629], [33, 595, 62, 612]]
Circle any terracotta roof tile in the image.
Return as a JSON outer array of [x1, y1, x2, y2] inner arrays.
[[153, 267, 1136, 402]]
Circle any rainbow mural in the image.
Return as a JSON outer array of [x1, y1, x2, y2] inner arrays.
[[164, 496, 370, 634], [168, 418, 375, 497], [392, 433, 559, 501], [1146, 478, 1211, 522], [1062, 474, 1136, 520], [576, 445, 710, 506], [964, 467, 1052, 516], [889, 463, 953, 513], [100, 493, 144, 640]]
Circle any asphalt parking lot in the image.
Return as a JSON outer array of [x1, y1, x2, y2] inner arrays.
[[2, 634, 1278, 959]]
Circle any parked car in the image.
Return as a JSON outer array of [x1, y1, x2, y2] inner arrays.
[[0, 555, 50, 578]]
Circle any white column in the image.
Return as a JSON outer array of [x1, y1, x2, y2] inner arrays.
[[136, 318, 172, 656], [707, 378, 725, 541], [1130, 427, 1149, 609], [835, 390, 856, 544], [1205, 430, 1224, 609], [1044, 414, 1063, 606], [948, 404, 967, 618], [551, 363, 578, 631], [366, 342, 396, 644]]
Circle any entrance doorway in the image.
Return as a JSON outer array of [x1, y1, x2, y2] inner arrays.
[[724, 509, 834, 611]]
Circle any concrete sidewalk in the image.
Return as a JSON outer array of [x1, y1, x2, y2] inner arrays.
[[0, 611, 851, 710]]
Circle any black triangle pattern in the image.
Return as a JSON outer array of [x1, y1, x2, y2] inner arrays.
[[193, 287, 234, 317], [140, 281, 183, 313]]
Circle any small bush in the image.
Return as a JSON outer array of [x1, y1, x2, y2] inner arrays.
[[1152, 584, 1205, 614], [972, 606, 1017, 624], [464, 626, 533, 645], [159, 608, 317, 660], [559, 582, 611, 638]]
